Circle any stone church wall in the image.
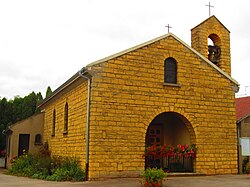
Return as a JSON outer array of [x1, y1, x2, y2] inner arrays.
[[87, 35, 237, 179], [43, 79, 88, 168], [42, 17, 238, 179]]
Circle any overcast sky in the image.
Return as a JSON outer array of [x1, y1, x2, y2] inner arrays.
[[0, 0, 250, 99]]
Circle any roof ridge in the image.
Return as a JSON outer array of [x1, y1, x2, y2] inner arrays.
[[170, 33, 238, 86], [191, 15, 230, 33], [237, 96, 250, 100], [39, 31, 240, 108], [87, 32, 239, 86], [87, 33, 172, 67]]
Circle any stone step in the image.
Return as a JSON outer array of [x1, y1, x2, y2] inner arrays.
[[167, 172, 206, 177]]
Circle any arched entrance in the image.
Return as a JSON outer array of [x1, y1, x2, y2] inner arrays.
[[145, 112, 195, 172]]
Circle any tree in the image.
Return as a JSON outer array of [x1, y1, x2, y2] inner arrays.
[[0, 90, 45, 151], [35, 92, 43, 113], [46, 86, 53, 98], [0, 98, 13, 125], [0, 124, 6, 151], [22, 92, 37, 119], [0, 98, 13, 151], [36, 92, 43, 105], [12, 96, 23, 123]]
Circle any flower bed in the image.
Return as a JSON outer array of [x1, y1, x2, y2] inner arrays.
[[8, 143, 85, 181], [143, 144, 196, 159], [143, 144, 197, 172]]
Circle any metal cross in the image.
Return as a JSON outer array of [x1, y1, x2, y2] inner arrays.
[[165, 24, 172, 33], [206, 2, 214, 17]]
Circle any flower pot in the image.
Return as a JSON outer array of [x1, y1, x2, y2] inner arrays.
[[143, 180, 163, 187]]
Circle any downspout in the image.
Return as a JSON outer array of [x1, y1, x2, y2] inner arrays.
[[78, 68, 91, 181], [237, 122, 240, 174]]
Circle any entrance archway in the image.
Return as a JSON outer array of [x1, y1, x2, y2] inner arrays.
[[145, 112, 195, 172]]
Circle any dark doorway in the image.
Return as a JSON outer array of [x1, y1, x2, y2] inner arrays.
[[145, 112, 195, 172], [18, 134, 30, 156]]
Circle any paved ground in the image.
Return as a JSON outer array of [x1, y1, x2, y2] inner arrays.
[[166, 175, 250, 187], [1, 168, 250, 187]]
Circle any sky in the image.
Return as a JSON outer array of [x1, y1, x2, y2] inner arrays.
[[0, 0, 250, 99]]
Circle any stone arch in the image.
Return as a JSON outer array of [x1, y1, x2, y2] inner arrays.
[[208, 33, 221, 46], [143, 108, 197, 172], [142, 106, 197, 144]]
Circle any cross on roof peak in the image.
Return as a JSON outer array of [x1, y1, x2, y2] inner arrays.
[[165, 24, 172, 33], [206, 2, 214, 17]]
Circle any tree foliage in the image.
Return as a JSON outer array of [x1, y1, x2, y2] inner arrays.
[[0, 89, 47, 151], [46, 86, 53, 98], [36, 92, 43, 105]]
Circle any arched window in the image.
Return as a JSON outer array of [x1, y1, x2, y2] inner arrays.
[[64, 102, 68, 134], [52, 109, 56, 136], [164, 57, 177, 84], [35, 134, 42, 145]]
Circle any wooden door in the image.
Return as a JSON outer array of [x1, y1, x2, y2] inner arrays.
[[18, 134, 30, 156], [145, 124, 162, 168], [146, 125, 162, 146]]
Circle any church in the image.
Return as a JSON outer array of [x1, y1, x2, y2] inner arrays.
[[38, 16, 239, 180]]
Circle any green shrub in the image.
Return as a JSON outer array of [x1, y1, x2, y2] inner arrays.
[[45, 174, 62, 181], [8, 151, 85, 181], [36, 155, 53, 175], [32, 172, 47, 180], [49, 157, 85, 181], [8, 153, 38, 176]]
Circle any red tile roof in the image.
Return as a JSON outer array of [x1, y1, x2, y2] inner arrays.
[[236, 96, 250, 122]]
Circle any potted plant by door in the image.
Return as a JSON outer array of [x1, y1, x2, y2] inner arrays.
[[141, 168, 167, 187]]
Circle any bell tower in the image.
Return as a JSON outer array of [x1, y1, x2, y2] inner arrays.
[[191, 16, 231, 75]]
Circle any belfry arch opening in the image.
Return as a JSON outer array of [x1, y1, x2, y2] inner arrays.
[[145, 112, 196, 172], [208, 37, 214, 46], [207, 33, 221, 66]]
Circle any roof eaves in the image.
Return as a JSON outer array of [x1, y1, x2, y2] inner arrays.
[[8, 112, 45, 130], [237, 113, 250, 123], [38, 29, 239, 109], [38, 72, 81, 109], [86, 31, 238, 87]]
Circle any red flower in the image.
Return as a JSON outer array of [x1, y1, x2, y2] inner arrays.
[[0, 149, 6, 157], [143, 144, 196, 159], [153, 182, 160, 187]]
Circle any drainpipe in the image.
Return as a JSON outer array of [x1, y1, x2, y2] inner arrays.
[[78, 68, 91, 181], [237, 122, 241, 174]]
